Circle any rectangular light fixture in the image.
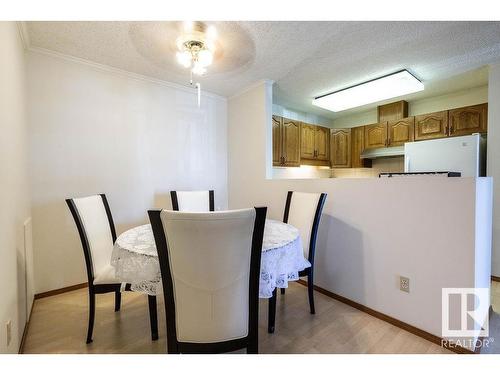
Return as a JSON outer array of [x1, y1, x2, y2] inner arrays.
[[312, 70, 424, 112]]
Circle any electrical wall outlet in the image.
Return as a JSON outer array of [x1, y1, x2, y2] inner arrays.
[[6, 320, 11, 346], [400, 276, 410, 293]]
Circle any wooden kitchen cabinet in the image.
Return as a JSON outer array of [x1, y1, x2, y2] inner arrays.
[[330, 129, 351, 168], [272, 116, 282, 165], [378, 100, 408, 123], [300, 123, 316, 159], [301, 123, 330, 165], [364, 122, 388, 150], [351, 126, 372, 168], [387, 117, 414, 147], [448, 103, 488, 137], [272, 116, 300, 167], [315, 126, 330, 161], [282, 118, 301, 166], [414, 111, 448, 141]]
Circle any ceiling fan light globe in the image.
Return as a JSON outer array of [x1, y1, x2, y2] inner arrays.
[[197, 49, 213, 67], [176, 51, 192, 68]]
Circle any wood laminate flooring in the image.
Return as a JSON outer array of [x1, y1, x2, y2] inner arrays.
[[23, 282, 500, 354]]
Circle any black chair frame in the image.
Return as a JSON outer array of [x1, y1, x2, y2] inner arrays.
[[170, 190, 215, 211], [148, 206, 266, 354], [66, 194, 158, 344], [268, 191, 327, 333]]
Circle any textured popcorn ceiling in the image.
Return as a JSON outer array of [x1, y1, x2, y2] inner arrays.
[[26, 21, 500, 119]]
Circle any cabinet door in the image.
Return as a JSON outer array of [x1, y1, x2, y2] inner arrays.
[[315, 126, 330, 161], [414, 111, 448, 141], [388, 117, 414, 147], [377, 100, 408, 122], [364, 122, 388, 149], [282, 118, 301, 167], [330, 129, 351, 168], [301, 123, 316, 160], [449, 103, 488, 137], [272, 116, 282, 166], [351, 126, 372, 168]]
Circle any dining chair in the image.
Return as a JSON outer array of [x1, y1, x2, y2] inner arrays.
[[148, 207, 267, 354], [66, 194, 158, 344], [280, 191, 327, 314], [170, 190, 214, 212]]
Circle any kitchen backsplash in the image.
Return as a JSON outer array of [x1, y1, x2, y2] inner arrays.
[[331, 156, 404, 178]]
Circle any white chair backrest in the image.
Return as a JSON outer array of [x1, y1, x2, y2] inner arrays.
[[176, 191, 210, 212], [161, 209, 256, 343], [287, 192, 321, 258], [73, 195, 114, 277]]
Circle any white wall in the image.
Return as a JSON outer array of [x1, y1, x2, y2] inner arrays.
[[27, 50, 228, 293], [332, 85, 488, 128], [227, 81, 492, 349], [0, 22, 32, 353], [487, 63, 500, 277]]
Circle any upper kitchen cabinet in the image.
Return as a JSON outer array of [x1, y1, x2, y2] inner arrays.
[[272, 116, 282, 166], [315, 126, 330, 161], [364, 122, 388, 150], [351, 126, 372, 168], [378, 100, 408, 122], [414, 111, 449, 141], [301, 123, 330, 165], [448, 103, 488, 137], [387, 117, 414, 147], [282, 118, 301, 166], [301, 123, 316, 159], [272, 116, 300, 167], [330, 129, 351, 168]]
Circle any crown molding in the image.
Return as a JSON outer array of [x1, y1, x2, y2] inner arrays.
[[27, 46, 227, 101], [228, 79, 275, 101], [17, 21, 31, 50]]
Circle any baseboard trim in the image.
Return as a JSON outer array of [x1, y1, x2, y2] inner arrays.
[[296, 280, 476, 354], [492, 276, 500, 282], [18, 299, 35, 354], [34, 282, 88, 300]]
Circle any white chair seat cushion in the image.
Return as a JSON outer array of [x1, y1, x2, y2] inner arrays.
[[94, 264, 120, 285]]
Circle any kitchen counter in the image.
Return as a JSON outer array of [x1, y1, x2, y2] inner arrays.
[[232, 176, 493, 351]]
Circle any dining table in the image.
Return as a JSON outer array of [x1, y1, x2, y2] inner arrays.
[[111, 218, 310, 333]]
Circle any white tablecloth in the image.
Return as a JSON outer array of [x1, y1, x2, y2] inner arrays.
[[110, 219, 310, 298]]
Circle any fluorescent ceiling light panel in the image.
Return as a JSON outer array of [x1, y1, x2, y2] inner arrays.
[[312, 70, 424, 112]]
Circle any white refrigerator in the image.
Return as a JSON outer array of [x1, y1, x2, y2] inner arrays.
[[404, 134, 486, 177]]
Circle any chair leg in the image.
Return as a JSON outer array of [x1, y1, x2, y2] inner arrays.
[[268, 289, 277, 333], [148, 295, 159, 341], [86, 289, 95, 344], [114, 290, 121, 312], [247, 340, 258, 354], [307, 272, 315, 315], [280, 288, 285, 295]]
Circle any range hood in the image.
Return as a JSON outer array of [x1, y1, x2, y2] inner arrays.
[[360, 146, 405, 159]]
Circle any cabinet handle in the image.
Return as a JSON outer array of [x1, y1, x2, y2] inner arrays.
[[445, 126, 449, 135], [450, 124, 454, 134]]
